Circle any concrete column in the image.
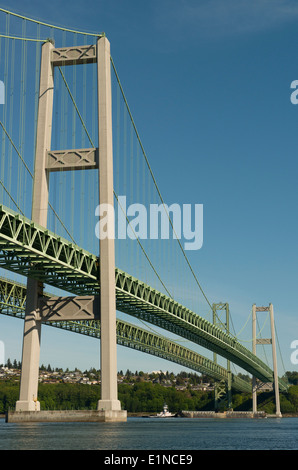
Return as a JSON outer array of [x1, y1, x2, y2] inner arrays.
[[252, 304, 257, 414], [16, 41, 54, 412], [16, 279, 41, 411], [269, 303, 282, 417], [96, 36, 121, 412]]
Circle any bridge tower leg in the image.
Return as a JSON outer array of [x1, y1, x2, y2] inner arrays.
[[96, 37, 121, 413], [16, 41, 54, 411], [252, 303, 281, 417]]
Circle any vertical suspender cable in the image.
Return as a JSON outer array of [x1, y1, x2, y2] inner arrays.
[[136, 141, 140, 279], [19, 19, 27, 215], [7, 38, 15, 205], [123, 98, 128, 268], [115, 77, 121, 264], [1, 15, 9, 205], [59, 30, 66, 238], [129, 120, 134, 268], [70, 33, 77, 240], [92, 58, 97, 254], [33, 24, 41, 216], [80, 34, 87, 246]]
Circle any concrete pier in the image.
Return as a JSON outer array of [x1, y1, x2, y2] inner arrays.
[[180, 411, 267, 419], [6, 409, 127, 423]]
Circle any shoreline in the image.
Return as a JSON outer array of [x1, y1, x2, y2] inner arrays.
[[2, 412, 298, 420]]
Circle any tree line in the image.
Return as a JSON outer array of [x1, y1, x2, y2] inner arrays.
[[1, 378, 298, 415], [1, 359, 298, 415]]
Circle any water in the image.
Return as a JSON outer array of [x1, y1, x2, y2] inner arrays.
[[0, 417, 298, 450]]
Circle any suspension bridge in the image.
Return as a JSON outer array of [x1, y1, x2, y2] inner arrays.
[[0, 8, 288, 422]]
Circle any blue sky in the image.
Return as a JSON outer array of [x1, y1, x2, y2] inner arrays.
[[0, 0, 298, 378]]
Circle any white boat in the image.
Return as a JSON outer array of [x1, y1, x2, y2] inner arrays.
[[154, 403, 175, 418]]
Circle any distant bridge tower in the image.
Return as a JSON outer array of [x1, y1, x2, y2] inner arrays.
[[252, 303, 281, 417], [212, 302, 232, 411], [15, 36, 126, 421]]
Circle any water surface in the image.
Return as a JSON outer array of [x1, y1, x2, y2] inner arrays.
[[1, 416, 297, 451]]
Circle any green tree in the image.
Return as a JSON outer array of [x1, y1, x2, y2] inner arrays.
[[287, 385, 298, 411]]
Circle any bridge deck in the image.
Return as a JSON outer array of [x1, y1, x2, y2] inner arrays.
[[0, 204, 288, 391], [0, 277, 251, 393]]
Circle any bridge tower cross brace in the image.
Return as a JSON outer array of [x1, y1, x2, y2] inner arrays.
[[252, 303, 281, 417], [15, 36, 123, 417]]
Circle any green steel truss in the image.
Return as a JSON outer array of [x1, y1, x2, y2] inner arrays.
[[0, 276, 251, 392], [0, 204, 288, 390]]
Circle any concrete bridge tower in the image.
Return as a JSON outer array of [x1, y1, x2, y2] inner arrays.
[[252, 303, 281, 418], [14, 36, 126, 422]]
